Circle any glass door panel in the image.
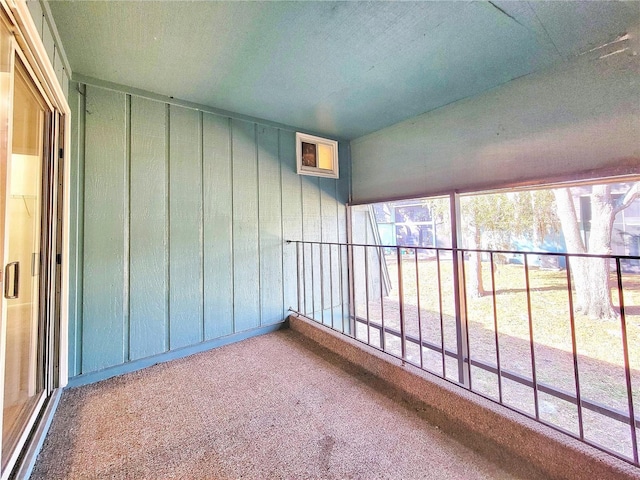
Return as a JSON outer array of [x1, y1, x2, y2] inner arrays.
[[0, 10, 11, 283], [0, 16, 12, 471], [1, 59, 47, 468]]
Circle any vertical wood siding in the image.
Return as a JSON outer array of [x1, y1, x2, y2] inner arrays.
[[279, 131, 302, 316], [129, 96, 168, 359], [82, 86, 127, 372], [169, 106, 203, 349], [257, 126, 283, 326], [302, 177, 321, 317], [231, 119, 260, 332], [27, 0, 71, 101], [67, 82, 350, 377], [27, 1, 44, 39], [202, 114, 233, 339]]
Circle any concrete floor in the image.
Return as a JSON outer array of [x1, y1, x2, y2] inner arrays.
[[32, 329, 534, 479]]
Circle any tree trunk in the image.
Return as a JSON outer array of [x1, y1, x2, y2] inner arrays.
[[531, 192, 541, 248], [583, 185, 618, 319], [467, 223, 485, 298], [553, 188, 589, 308], [554, 187, 617, 319]]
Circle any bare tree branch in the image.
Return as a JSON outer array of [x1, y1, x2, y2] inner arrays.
[[613, 182, 640, 216]]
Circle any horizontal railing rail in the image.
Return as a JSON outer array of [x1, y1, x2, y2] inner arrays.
[[286, 240, 640, 467], [287, 239, 640, 261], [351, 315, 640, 429]]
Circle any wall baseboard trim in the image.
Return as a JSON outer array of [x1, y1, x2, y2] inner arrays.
[[67, 321, 287, 389]]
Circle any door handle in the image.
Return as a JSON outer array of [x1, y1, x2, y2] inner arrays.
[[4, 262, 19, 299]]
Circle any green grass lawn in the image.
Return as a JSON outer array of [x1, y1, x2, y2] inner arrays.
[[385, 255, 639, 369]]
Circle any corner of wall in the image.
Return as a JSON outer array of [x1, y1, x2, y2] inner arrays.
[[68, 79, 353, 379]]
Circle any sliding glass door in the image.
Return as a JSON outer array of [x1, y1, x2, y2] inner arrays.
[[1, 57, 49, 470], [0, 9, 64, 476]]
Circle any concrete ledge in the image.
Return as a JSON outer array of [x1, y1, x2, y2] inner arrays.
[[288, 314, 640, 480]]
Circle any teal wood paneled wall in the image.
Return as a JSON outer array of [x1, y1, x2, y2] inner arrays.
[[67, 82, 350, 378], [82, 86, 127, 372], [129, 97, 168, 359], [27, 0, 71, 99], [231, 120, 261, 332], [169, 106, 203, 349], [202, 114, 234, 339]]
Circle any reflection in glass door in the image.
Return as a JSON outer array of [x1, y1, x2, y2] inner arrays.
[[1, 59, 48, 469]]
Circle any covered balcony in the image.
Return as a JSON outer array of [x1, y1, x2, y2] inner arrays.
[[0, 1, 638, 478]]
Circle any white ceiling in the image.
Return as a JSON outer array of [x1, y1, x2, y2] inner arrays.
[[49, 1, 640, 140]]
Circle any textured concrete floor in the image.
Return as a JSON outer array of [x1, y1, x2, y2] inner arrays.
[[31, 329, 535, 479]]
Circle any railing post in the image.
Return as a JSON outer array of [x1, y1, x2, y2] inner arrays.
[[524, 254, 540, 420], [364, 245, 371, 345], [489, 252, 503, 404], [329, 244, 334, 329], [615, 257, 639, 465], [397, 246, 406, 362], [338, 243, 346, 334], [450, 193, 470, 387], [378, 245, 386, 351], [311, 242, 316, 320], [415, 248, 424, 369], [295, 241, 301, 313], [347, 207, 356, 336], [319, 243, 325, 325], [436, 249, 446, 378], [302, 242, 307, 315], [565, 255, 584, 440]]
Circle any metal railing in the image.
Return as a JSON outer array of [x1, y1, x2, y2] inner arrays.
[[286, 240, 640, 467]]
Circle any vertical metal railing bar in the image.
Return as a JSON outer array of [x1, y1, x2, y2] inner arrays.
[[397, 246, 406, 362], [524, 254, 540, 420], [320, 243, 325, 326], [415, 248, 424, 369], [379, 246, 386, 350], [615, 257, 639, 465], [454, 249, 468, 386], [436, 249, 446, 379], [311, 243, 316, 321], [302, 242, 307, 316], [347, 214, 356, 336], [329, 244, 334, 330], [338, 244, 345, 335], [490, 252, 503, 404], [295, 241, 301, 314], [348, 242, 356, 337], [351, 245, 359, 339], [565, 255, 584, 440], [461, 253, 472, 391], [364, 245, 371, 346]]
